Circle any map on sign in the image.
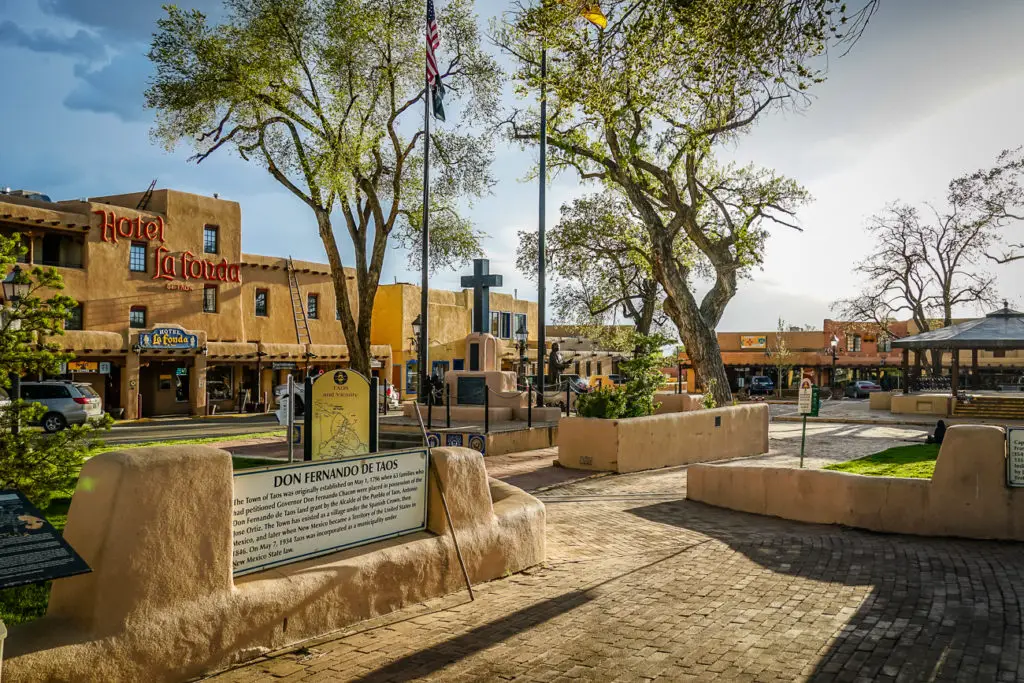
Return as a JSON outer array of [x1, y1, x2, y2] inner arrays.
[[307, 370, 373, 461], [1008, 428, 1024, 487]]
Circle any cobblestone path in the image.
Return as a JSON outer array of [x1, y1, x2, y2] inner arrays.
[[208, 461, 1024, 682]]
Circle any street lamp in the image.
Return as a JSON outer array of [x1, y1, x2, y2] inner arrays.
[[2, 266, 30, 435], [828, 335, 839, 389], [410, 315, 424, 402], [515, 316, 528, 387]]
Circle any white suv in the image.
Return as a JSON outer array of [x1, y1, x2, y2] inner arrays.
[[19, 380, 104, 432]]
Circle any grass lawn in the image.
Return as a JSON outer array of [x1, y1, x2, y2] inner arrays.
[[0, 443, 284, 626], [88, 429, 285, 456], [824, 443, 939, 479]]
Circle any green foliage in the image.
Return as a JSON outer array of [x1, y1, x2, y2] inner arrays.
[[146, 0, 502, 372], [824, 443, 939, 479], [574, 384, 628, 418], [701, 380, 718, 410]]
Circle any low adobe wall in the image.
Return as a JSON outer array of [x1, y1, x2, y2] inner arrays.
[[653, 392, 704, 414], [5, 446, 545, 682], [558, 403, 769, 473], [868, 391, 896, 411], [891, 393, 951, 416], [687, 425, 1023, 541], [404, 403, 562, 427]]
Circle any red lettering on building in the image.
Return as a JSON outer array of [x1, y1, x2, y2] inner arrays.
[[153, 245, 176, 281], [93, 209, 166, 245], [178, 251, 241, 283]]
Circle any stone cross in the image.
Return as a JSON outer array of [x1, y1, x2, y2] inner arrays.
[[461, 258, 502, 334]]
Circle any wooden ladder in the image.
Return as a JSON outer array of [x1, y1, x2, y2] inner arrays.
[[137, 179, 157, 210], [286, 257, 312, 346]]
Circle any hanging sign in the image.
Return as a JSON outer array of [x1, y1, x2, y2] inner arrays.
[[230, 449, 428, 576], [137, 327, 199, 350], [67, 360, 98, 373], [1008, 428, 1024, 488], [99, 362, 111, 374], [304, 369, 378, 461], [740, 335, 767, 349], [0, 490, 91, 589]]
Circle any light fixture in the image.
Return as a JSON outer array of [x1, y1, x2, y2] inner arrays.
[[515, 316, 528, 343], [201, 344, 209, 356], [132, 343, 142, 354], [411, 314, 422, 339], [2, 265, 30, 302], [830, 335, 839, 349]]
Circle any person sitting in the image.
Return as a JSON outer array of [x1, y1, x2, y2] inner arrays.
[[926, 419, 947, 445]]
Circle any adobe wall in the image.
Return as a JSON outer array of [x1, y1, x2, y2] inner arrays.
[[868, 391, 895, 410], [558, 404, 769, 473], [891, 393, 951, 416], [687, 425, 1023, 541], [5, 445, 545, 682], [653, 392, 703, 414]]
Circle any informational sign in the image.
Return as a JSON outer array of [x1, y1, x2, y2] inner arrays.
[[231, 449, 429, 576], [138, 327, 199, 350], [305, 369, 377, 461], [272, 361, 297, 370], [1008, 428, 1024, 488], [457, 376, 487, 406], [67, 360, 98, 373], [0, 490, 91, 589], [798, 378, 813, 415], [740, 335, 767, 350], [99, 361, 111, 374]]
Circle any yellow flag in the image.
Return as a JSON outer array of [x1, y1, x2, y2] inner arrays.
[[580, 3, 607, 28]]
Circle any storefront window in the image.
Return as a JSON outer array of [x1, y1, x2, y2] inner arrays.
[[207, 366, 233, 400]]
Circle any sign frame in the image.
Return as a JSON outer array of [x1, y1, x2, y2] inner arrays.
[[0, 489, 91, 589], [137, 327, 199, 350], [230, 448, 429, 577], [1008, 428, 1024, 488], [303, 369, 379, 461]]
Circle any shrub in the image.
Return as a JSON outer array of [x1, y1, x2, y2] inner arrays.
[[701, 379, 718, 410], [575, 384, 628, 418], [575, 333, 670, 419]]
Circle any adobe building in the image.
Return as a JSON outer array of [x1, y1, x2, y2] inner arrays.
[[0, 188, 537, 418]]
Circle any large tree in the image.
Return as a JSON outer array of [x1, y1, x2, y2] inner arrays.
[[833, 148, 1024, 373], [146, 0, 501, 374], [494, 0, 866, 404], [515, 192, 673, 338]]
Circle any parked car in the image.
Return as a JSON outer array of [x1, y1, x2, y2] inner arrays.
[[845, 380, 882, 399], [19, 380, 104, 432], [748, 375, 775, 396], [0, 386, 9, 410]]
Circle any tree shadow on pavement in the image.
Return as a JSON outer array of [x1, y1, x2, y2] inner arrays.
[[628, 499, 1024, 682]]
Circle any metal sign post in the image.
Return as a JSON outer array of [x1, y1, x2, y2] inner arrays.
[[286, 374, 295, 463], [797, 378, 814, 469]]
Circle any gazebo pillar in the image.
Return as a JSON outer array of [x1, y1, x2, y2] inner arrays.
[[971, 349, 978, 389], [950, 352, 959, 397], [901, 348, 909, 394]]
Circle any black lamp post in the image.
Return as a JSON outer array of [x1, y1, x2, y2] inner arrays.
[[828, 335, 839, 389], [3, 266, 30, 435], [515, 316, 529, 387], [411, 315, 424, 402]]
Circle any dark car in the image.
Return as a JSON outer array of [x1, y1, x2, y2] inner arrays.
[[748, 375, 775, 396], [845, 380, 882, 399]]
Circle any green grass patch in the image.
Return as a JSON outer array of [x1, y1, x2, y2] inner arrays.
[[0, 451, 282, 626], [88, 429, 285, 456], [824, 443, 939, 479]]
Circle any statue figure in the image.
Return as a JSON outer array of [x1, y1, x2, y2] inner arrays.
[[546, 342, 574, 385]]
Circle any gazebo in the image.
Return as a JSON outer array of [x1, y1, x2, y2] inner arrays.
[[892, 302, 1024, 398]]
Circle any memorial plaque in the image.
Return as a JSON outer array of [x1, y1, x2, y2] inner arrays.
[[1008, 428, 1024, 487], [231, 449, 429, 576], [457, 376, 487, 405], [0, 490, 91, 589]]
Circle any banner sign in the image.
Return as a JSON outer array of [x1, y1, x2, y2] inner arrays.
[[231, 449, 429, 576], [0, 490, 91, 589], [1008, 428, 1024, 488], [740, 335, 767, 350], [305, 369, 378, 460], [138, 327, 199, 350]]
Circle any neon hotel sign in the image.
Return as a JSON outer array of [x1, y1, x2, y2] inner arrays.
[[93, 209, 241, 283]]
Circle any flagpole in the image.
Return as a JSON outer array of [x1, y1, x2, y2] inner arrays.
[[536, 46, 547, 407], [420, 75, 431, 405]]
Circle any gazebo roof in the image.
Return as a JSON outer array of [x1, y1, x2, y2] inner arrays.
[[892, 303, 1024, 350]]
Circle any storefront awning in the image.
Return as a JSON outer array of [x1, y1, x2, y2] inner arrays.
[[58, 330, 127, 353]]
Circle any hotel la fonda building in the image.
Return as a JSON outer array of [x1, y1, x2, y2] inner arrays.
[[0, 188, 537, 418]]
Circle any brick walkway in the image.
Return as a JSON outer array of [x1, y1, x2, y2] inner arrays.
[[206, 446, 1024, 682]]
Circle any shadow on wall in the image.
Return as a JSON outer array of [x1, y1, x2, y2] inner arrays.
[[628, 499, 1024, 682]]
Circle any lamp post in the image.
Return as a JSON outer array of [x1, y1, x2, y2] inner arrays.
[[3, 266, 30, 435], [828, 335, 839, 389], [255, 349, 268, 409], [409, 313, 421, 403], [515, 316, 529, 388]]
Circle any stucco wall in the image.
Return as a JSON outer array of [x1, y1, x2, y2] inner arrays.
[[5, 445, 545, 682], [653, 392, 703, 414], [868, 391, 895, 410], [891, 393, 951, 416], [558, 403, 769, 473], [687, 425, 1023, 541]]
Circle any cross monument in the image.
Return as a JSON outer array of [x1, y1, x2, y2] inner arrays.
[[461, 258, 503, 334]]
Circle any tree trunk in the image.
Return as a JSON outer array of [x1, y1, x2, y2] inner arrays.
[[930, 349, 942, 377], [316, 211, 373, 377], [664, 294, 731, 406]]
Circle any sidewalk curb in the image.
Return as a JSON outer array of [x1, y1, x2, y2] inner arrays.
[[774, 416, 935, 427]]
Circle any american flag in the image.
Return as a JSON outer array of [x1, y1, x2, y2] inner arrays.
[[426, 0, 440, 86]]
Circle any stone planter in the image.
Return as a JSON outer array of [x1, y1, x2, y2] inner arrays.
[[557, 403, 769, 473]]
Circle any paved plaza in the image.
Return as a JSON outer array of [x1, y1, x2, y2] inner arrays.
[[204, 419, 1024, 683]]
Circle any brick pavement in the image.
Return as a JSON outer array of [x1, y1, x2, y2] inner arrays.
[[204, 450, 1024, 683]]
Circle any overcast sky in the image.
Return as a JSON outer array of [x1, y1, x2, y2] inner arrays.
[[1, 0, 1021, 333]]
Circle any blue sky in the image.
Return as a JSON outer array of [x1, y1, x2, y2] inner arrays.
[[1, 0, 1022, 332]]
